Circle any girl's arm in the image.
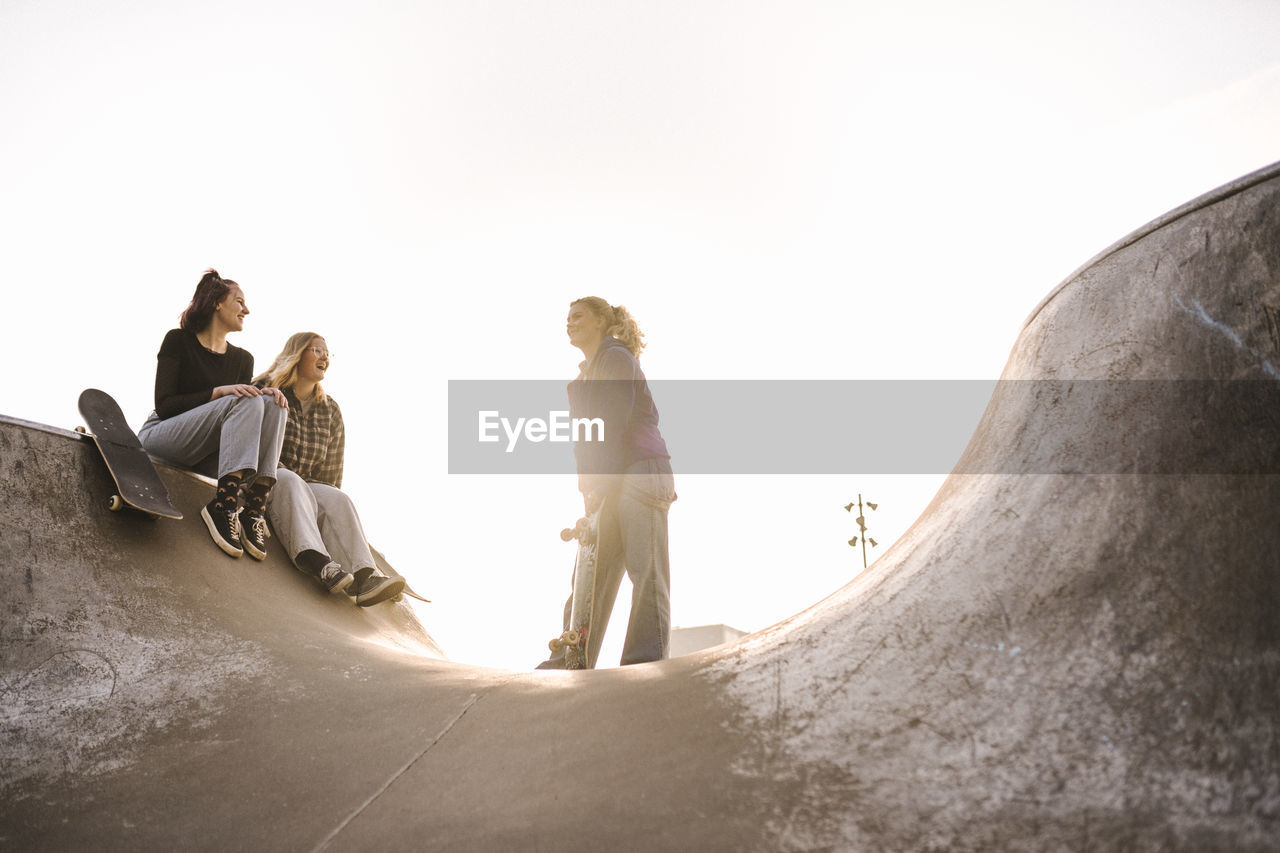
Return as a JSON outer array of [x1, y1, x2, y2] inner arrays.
[[577, 347, 638, 500]]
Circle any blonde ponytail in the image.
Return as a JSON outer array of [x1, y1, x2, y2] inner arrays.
[[571, 297, 647, 357]]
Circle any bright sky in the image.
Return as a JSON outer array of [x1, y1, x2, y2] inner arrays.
[[4, 1, 1279, 669]]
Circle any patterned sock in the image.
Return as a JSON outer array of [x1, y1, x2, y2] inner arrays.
[[242, 480, 271, 516], [213, 473, 243, 512]]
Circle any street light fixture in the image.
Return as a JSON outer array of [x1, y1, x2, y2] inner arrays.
[[845, 492, 879, 570]]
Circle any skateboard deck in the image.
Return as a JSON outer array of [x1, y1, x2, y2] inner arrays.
[[77, 388, 183, 520], [547, 502, 605, 669], [370, 544, 431, 603]]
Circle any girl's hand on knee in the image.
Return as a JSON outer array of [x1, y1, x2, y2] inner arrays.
[[213, 384, 264, 400], [264, 387, 289, 408]]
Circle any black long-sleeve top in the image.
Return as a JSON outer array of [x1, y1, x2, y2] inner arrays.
[[153, 328, 254, 419]]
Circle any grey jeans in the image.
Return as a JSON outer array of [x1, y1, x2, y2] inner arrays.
[[139, 394, 287, 482], [267, 468, 376, 574], [563, 457, 677, 666]]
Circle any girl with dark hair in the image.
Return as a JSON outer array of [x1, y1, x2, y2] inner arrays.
[[537, 297, 676, 669], [138, 269, 288, 560]]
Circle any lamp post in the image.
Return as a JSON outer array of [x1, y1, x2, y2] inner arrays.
[[844, 493, 878, 570]]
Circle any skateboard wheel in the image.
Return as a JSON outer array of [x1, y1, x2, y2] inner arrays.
[[75, 426, 87, 434], [106, 495, 125, 512]]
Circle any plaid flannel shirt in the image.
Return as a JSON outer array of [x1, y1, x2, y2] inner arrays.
[[280, 387, 345, 488]]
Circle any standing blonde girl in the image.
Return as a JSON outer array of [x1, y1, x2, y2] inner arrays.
[[538, 297, 676, 668]]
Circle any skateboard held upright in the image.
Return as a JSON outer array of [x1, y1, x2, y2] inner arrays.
[[77, 388, 183, 520], [547, 502, 606, 670]]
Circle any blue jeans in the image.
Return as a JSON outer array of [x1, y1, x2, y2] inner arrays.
[[561, 457, 676, 666], [139, 395, 287, 483]]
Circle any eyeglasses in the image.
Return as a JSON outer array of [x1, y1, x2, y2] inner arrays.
[[308, 347, 333, 360]]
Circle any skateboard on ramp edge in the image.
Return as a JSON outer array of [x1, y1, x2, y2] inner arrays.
[[547, 502, 606, 670], [76, 388, 183, 520], [370, 544, 432, 603]]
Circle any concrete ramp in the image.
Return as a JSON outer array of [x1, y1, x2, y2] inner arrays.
[[4, 161, 1279, 851]]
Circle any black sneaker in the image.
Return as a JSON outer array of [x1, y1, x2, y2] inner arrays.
[[348, 566, 377, 590], [318, 562, 354, 594], [201, 502, 243, 558], [351, 572, 406, 607], [239, 510, 270, 561]]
